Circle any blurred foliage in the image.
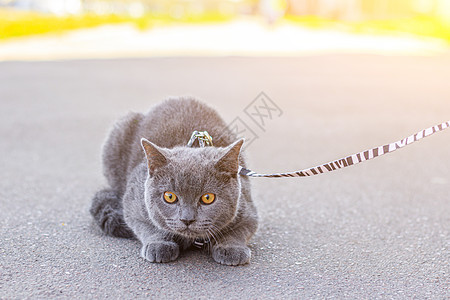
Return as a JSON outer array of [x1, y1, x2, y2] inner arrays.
[[352, 17, 450, 42], [0, 9, 131, 39], [286, 15, 450, 42], [0, 8, 232, 40], [1, 5, 449, 42]]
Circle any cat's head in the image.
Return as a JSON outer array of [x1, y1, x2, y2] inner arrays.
[[141, 138, 244, 240]]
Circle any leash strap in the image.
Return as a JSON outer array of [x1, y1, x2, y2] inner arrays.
[[238, 121, 450, 178]]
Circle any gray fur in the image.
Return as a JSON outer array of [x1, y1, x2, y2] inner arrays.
[[90, 97, 258, 265]]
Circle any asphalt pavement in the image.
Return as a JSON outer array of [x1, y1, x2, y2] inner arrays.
[[1, 56, 449, 299]]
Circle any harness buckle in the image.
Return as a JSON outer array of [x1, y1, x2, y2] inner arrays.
[[187, 131, 213, 147]]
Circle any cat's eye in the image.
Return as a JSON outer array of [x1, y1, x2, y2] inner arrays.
[[163, 191, 177, 204], [200, 193, 215, 205]]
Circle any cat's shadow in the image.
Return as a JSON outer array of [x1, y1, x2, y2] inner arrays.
[[89, 220, 260, 267], [88, 220, 218, 265]]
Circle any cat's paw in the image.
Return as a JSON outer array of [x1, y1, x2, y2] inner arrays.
[[141, 241, 180, 263], [212, 244, 251, 266]]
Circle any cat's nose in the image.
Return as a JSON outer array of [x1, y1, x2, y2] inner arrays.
[[180, 218, 195, 226]]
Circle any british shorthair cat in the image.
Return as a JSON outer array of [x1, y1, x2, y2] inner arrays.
[[90, 98, 258, 265]]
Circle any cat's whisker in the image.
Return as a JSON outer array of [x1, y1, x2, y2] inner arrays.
[[205, 229, 215, 253], [210, 224, 226, 243], [207, 228, 219, 251], [207, 228, 216, 244], [226, 226, 242, 240], [209, 225, 226, 246]]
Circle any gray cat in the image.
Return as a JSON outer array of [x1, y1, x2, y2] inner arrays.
[[90, 97, 258, 265]]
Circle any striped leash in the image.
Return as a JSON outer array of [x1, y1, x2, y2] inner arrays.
[[187, 121, 449, 178], [237, 121, 450, 178]]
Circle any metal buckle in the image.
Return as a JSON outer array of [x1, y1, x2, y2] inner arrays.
[[187, 131, 213, 147]]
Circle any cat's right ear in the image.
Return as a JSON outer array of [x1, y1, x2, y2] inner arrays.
[[215, 139, 244, 176], [141, 138, 167, 176]]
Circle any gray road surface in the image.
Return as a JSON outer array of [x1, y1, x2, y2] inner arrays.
[[1, 56, 449, 299]]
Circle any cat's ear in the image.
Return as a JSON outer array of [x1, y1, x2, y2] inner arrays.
[[215, 139, 244, 175], [141, 138, 167, 175]]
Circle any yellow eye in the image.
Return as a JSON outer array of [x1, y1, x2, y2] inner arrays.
[[200, 193, 215, 205], [163, 191, 177, 204]]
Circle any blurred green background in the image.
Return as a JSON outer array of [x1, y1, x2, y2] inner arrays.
[[1, 0, 450, 42]]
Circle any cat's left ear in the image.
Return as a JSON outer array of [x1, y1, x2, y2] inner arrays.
[[141, 138, 167, 175], [215, 139, 244, 176]]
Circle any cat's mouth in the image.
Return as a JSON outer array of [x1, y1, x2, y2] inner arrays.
[[179, 227, 200, 236], [174, 226, 208, 239], [165, 220, 210, 238]]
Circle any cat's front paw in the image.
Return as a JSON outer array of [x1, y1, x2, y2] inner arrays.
[[141, 241, 179, 263], [212, 244, 251, 266]]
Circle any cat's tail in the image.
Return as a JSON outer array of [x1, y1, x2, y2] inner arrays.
[[90, 189, 135, 239]]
